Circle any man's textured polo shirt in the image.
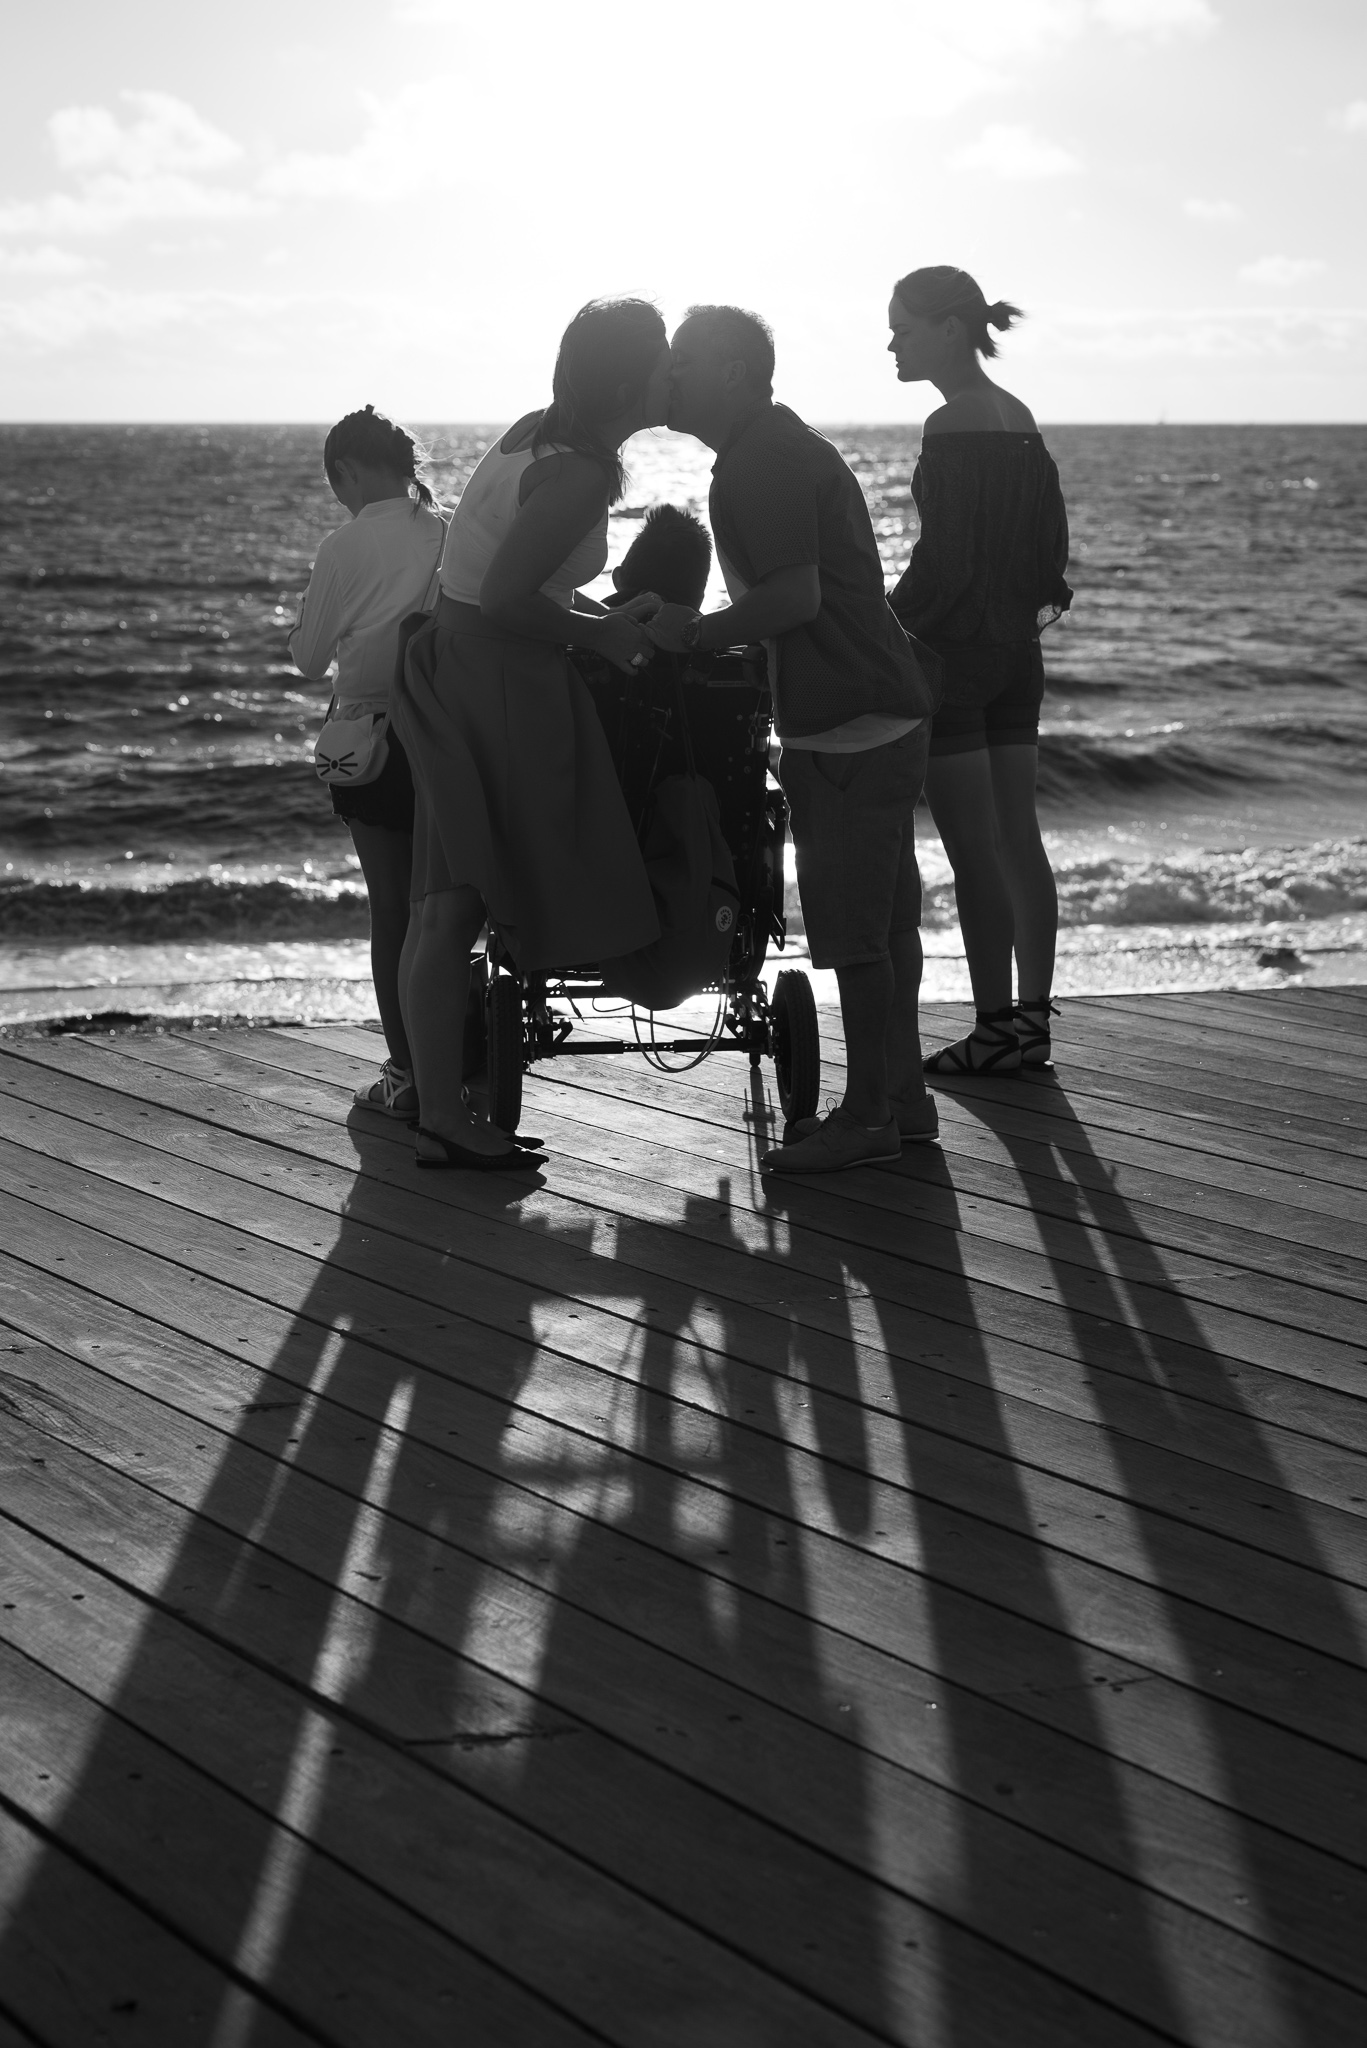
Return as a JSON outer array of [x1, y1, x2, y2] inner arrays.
[[708, 402, 933, 740]]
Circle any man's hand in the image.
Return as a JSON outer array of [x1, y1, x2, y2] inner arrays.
[[644, 603, 702, 652], [616, 590, 663, 623]]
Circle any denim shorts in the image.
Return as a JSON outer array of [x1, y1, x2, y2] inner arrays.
[[929, 640, 1045, 756], [778, 723, 929, 970]]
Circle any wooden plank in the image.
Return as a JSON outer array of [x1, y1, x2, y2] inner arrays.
[[11, 1316, 1367, 1999], [16, 1036, 1367, 1540], [19, 1035, 1362, 1395], [916, 1015, 1367, 1150], [0, 1643, 606, 2048], [805, 1009, 1367, 1169], [279, 1019, 1367, 1265], [0, 1517, 1061, 2048], [0, 1558, 878, 2048], [1078, 992, 1367, 1080], [1254, 988, 1367, 1027], [10, 1269, 1367, 1880], [4, 1185, 1367, 1778], [70, 1013, 1367, 1237], [5, 988, 1365, 2047], [6, 1116, 1367, 1653], [1147, 989, 1367, 1044], [1156, 988, 1367, 1040], [9, 1038, 1367, 1496], [5, 1077, 1367, 1590], [2, 1417, 1220, 2046], [0, 1806, 312, 2048], [6, 1047, 1364, 1394], [10, 1048, 1367, 1515], [23, 1023, 1367, 1296]]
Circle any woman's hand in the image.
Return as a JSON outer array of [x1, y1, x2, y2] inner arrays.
[[644, 603, 702, 652], [616, 590, 663, 623], [591, 610, 656, 674]]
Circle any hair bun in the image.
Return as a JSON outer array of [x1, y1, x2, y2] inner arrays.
[[986, 301, 1010, 327]]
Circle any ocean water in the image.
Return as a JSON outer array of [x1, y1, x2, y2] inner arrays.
[[1, 421, 1365, 1025]]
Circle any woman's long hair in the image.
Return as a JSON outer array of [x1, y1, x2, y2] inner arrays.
[[893, 266, 1022, 359], [323, 404, 439, 511], [534, 298, 666, 504]]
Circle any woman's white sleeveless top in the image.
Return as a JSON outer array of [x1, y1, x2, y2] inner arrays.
[[439, 431, 609, 608]]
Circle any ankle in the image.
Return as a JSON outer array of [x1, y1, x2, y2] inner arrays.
[[973, 1006, 1016, 1034]]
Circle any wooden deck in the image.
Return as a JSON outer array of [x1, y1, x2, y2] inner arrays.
[[0, 986, 1363, 2047]]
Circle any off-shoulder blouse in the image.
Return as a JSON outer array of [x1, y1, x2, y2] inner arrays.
[[889, 432, 1072, 649]]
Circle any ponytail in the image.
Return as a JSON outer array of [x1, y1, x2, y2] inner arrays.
[[323, 403, 440, 513]]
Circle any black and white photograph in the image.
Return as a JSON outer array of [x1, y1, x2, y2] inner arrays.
[[1, 1, 1364, 2042]]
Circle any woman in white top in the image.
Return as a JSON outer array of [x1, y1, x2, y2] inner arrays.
[[289, 406, 445, 1115], [392, 298, 669, 1170]]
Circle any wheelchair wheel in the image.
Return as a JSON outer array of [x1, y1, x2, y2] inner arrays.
[[486, 975, 524, 1134], [770, 968, 820, 1122]]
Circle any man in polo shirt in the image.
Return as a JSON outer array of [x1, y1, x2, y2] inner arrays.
[[646, 304, 941, 1173]]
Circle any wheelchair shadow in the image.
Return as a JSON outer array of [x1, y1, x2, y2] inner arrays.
[[0, 1102, 894, 2041]]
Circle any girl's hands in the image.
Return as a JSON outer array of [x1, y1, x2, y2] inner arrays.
[[592, 610, 655, 674], [616, 590, 664, 623]]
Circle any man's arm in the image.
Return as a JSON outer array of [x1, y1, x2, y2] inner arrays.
[[646, 564, 820, 653]]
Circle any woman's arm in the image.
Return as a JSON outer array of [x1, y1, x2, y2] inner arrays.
[[479, 453, 651, 670], [644, 565, 821, 653], [286, 547, 345, 681]]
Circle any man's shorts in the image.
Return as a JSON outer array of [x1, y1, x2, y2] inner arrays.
[[778, 722, 929, 971], [929, 640, 1045, 757]]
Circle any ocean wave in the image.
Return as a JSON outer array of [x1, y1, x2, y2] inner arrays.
[[1036, 728, 1267, 798], [0, 876, 369, 941], [2, 568, 295, 596], [990, 839, 1366, 929]]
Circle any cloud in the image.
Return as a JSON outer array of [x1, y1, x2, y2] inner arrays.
[[0, 280, 308, 350], [0, 244, 91, 276], [50, 92, 241, 178], [1091, 0, 1217, 36], [1239, 255, 1327, 287], [258, 81, 466, 203], [1017, 304, 1366, 361], [951, 123, 1081, 179], [1183, 197, 1242, 223], [0, 92, 259, 237], [1330, 100, 1367, 133]]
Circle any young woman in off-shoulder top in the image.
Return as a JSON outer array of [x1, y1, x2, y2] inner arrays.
[[887, 266, 1072, 1074]]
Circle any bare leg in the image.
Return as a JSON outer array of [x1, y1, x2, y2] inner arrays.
[[405, 885, 513, 1155], [886, 927, 928, 1107], [834, 956, 894, 1125], [924, 749, 1015, 1012], [989, 744, 1057, 1001], [347, 820, 413, 1070]]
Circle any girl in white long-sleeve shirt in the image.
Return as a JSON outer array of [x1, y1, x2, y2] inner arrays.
[[289, 406, 444, 1114]]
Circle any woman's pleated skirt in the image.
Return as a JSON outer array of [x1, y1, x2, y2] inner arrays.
[[392, 597, 659, 971]]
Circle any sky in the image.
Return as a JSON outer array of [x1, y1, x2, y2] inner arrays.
[[1, 0, 1364, 423]]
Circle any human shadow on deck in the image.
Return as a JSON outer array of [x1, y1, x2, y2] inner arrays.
[[756, 1109, 1192, 2047], [939, 1072, 1365, 2045], [0, 1109, 892, 2044]]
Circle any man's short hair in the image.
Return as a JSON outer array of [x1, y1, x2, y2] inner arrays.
[[684, 304, 775, 399]]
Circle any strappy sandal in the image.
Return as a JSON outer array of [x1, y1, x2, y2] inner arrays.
[[924, 1006, 1022, 1077], [354, 1060, 419, 1118], [414, 1125, 547, 1172], [1015, 998, 1059, 1069]]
